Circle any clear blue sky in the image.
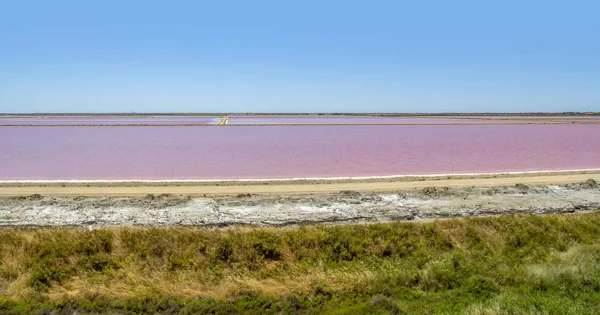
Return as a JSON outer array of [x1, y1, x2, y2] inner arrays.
[[1, 0, 599, 113]]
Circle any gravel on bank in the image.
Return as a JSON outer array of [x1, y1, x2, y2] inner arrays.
[[0, 180, 598, 227]]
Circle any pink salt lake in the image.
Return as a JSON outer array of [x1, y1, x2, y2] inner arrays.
[[0, 124, 599, 180]]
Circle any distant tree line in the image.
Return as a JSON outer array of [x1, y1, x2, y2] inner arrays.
[[0, 112, 597, 116]]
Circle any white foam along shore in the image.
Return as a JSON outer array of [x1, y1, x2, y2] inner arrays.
[[1, 168, 599, 184]]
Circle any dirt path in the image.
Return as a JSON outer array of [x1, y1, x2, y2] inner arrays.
[[1, 173, 599, 196]]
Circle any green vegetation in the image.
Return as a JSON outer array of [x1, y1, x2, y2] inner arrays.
[[1, 212, 600, 314]]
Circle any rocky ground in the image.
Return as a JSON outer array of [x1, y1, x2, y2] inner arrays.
[[0, 180, 598, 227]]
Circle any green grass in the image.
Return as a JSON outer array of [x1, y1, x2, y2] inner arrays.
[[1, 212, 600, 314]]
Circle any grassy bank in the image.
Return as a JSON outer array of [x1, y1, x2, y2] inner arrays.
[[1, 212, 600, 314]]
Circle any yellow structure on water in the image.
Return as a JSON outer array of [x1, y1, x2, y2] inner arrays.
[[217, 116, 228, 125]]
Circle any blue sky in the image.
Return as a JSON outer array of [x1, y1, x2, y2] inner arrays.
[[1, 0, 599, 113]]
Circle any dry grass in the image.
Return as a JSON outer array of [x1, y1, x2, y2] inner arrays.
[[1, 212, 600, 313]]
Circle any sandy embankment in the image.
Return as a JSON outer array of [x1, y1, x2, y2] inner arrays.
[[0, 173, 598, 227], [0, 171, 599, 196], [2, 121, 600, 127]]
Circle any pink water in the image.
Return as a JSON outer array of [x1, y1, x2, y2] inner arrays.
[[227, 115, 600, 125], [0, 116, 220, 125], [1, 125, 599, 180], [453, 116, 600, 121], [2, 115, 598, 126]]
